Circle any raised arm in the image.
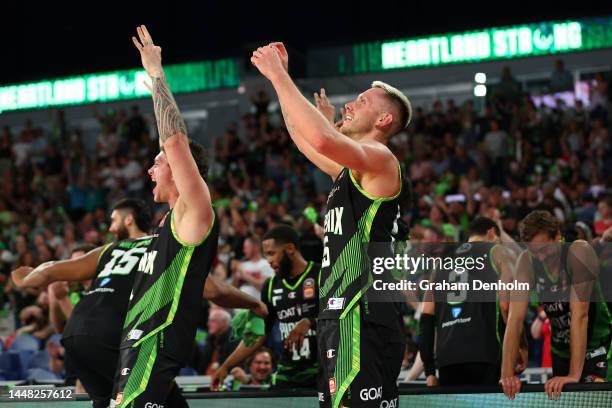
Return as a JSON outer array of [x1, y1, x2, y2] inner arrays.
[[132, 25, 212, 241], [265, 44, 342, 179], [11, 246, 105, 288], [251, 44, 396, 176]]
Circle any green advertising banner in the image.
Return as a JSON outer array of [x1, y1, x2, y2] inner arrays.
[[0, 59, 240, 112], [347, 16, 612, 74]]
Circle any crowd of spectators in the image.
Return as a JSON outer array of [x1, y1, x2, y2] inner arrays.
[[0, 61, 610, 384]]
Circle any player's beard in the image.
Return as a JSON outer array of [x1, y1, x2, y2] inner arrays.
[[115, 225, 129, 241], [278, 250, 293, 280]]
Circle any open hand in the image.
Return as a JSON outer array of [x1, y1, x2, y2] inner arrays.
[[500, 375, 521, 400], [314, 88, 336, 125], [544, 375, 579, 400], [132, 25, 163, 78]]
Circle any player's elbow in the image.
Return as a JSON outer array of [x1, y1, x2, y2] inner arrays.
[[310, 130, 333, 154]]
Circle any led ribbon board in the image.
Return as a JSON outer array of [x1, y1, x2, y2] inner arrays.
[[0, 59, 240, 112], [347, 17, 612, 74]]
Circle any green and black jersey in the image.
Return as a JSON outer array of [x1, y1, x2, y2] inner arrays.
[[63, 236, 152, 346], [434, 242, 503, 367], [120, 210, 219, 363], [261, 262, 320, 386], [531, 241, 612, 359], [319, 166, 403, 328]]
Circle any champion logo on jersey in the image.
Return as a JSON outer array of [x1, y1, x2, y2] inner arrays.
[[99, 278, 111, 287], [303, 278, 315, 299], [451, 307, 462, 319], [326, 349, 335, 358], [327, 297, 345, 310], [121, 368, 130, 376], [288, 292, 296, 299]]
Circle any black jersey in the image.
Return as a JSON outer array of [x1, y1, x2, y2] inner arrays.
[[262, 262, 320, 385], [120, 210, 219, 363], [531, 241, 611, 359], [319, 166, 403, 328], [434, 242, 502, 367], [63, 236, 152, 346]]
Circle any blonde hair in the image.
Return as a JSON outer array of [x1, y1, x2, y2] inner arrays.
[[371, 81, 412, 129]]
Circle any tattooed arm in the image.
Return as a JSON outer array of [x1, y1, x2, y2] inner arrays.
[[132, 25, 212, 244], [132, 25, 187, 147]]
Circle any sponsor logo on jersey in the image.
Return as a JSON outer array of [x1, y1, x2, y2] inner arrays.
[[144, 404, 164, 408], [359, 386, 382, 401], [277, 307, 296, 319], [324, 207, 344, 235], [303, 278, 315, 299], [127, 329, 143, 340], [451, 307, 462, 319], [121, 368, 130, 376], [329, 377, 337, 394], [99, 278, 111, 287], [455, 243, 472, 254], [327, 297, 345, 310], [587, 346, 607, 359], [288, 292, 296, 299], [326, 349, 335, 358], [327, 185, 341, 203], [380, 398, 399, 408], [138, 250, 157, 275]]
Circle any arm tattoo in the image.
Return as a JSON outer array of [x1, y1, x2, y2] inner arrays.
[[152, 75, 188, 146]]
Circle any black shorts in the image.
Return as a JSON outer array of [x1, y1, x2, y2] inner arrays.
[[317, 305, 404, 408], [111, 334, 182, 408], [62, 335, 119, 408], [552, 345, 608, 382]]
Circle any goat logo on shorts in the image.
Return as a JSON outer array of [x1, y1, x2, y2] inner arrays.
[[303, 278, 315, 299], [329, 377, 337, 394]]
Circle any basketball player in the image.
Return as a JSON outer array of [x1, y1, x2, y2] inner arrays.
[[211, 225, 321, 390], [12, 199, 266, 407], [501, 210, 611, 400], [252, 43, 411, 408], [108, 24, 217, 407], [420, 217, 519, 386]]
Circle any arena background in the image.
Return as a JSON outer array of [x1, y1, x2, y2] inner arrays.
[[2, 1, 612, 407]]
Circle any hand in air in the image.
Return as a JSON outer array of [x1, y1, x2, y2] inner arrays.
[[131, 25, 164, 78], [314, 88, 336, 125], [251, 45, 286, 82]]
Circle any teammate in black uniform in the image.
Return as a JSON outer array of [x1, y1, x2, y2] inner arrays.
[[501, 210, 611, 400], [110, 25, 219, 408], [251, 43, 411, 408], [12, 199, 150, 407], [12, 199, 266, 407], [420, 217, 516, 386], [211, 225, 320, 390]]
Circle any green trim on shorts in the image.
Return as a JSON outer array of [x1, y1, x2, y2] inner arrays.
[[332, 305, 360, 408], [119, 334, 158, 407]]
